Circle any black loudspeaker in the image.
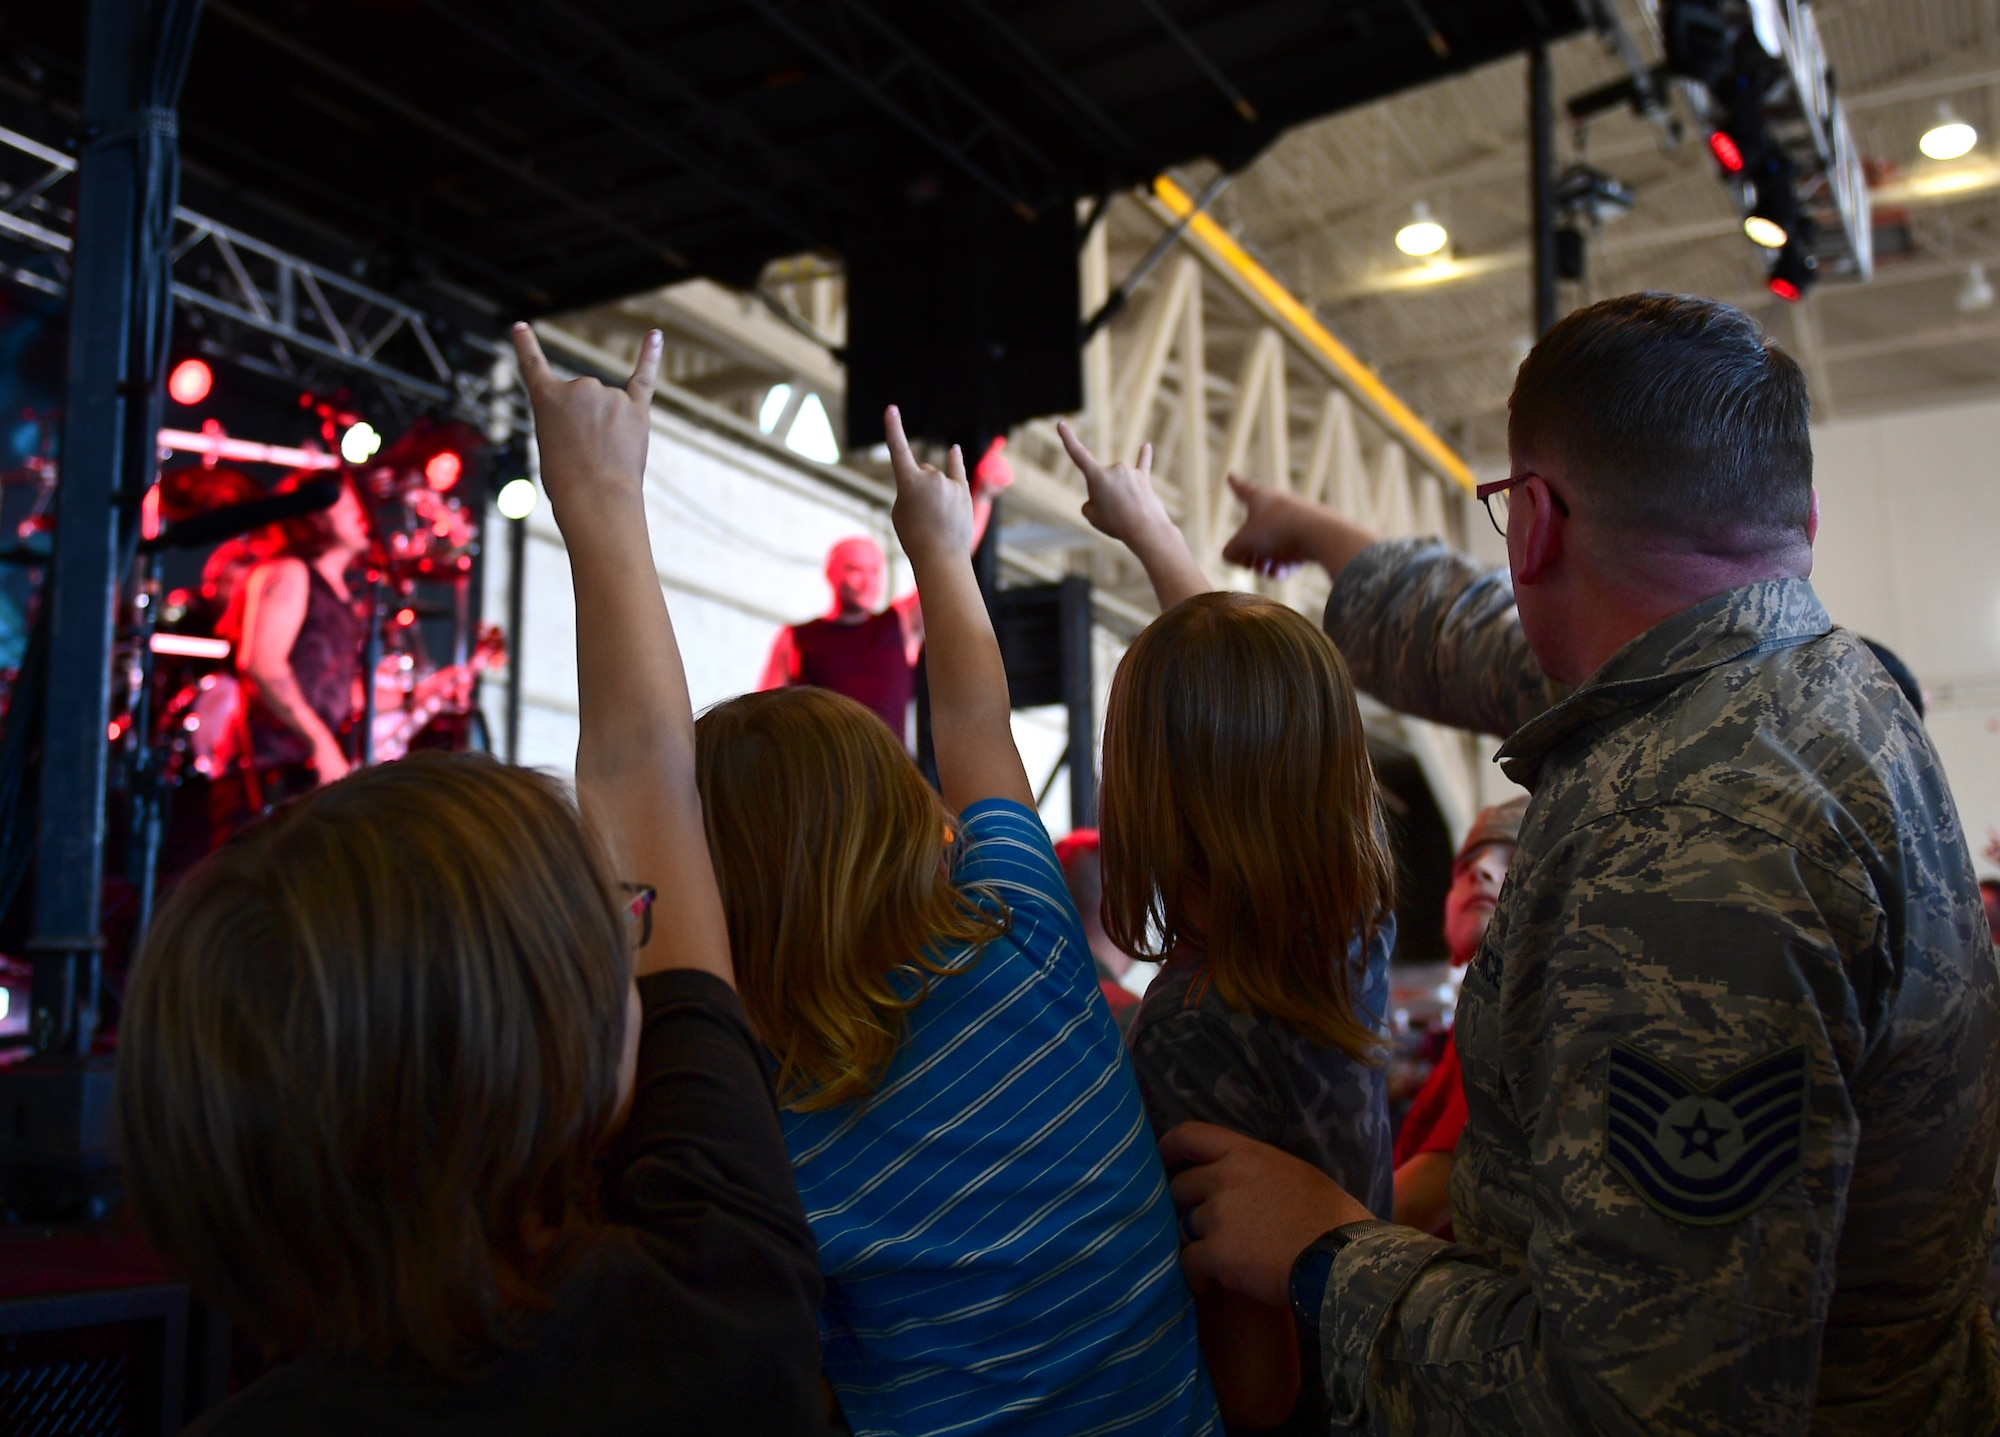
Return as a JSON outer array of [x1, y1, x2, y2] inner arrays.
[[845, 189, 1081, 451]]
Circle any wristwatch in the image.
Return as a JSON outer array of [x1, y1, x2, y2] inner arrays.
[[1288, 1222, 1367, 1333]]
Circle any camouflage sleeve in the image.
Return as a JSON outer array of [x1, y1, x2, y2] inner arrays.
[[1321, 538, 1563, 739], [1319, 809, 1866, 1435], [1127, 1006, 1283, 1148]]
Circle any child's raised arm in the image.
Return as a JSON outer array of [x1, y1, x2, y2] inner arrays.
[[1056, 419, 1211, 610], [884, 405, 1034, 815], [510, 323, 732, 986]]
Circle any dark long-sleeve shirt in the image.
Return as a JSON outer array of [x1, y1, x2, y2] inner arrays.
[[195, 971, 829, 1436]]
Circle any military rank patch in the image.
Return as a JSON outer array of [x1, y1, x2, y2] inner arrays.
[[1604, 1043, 1807, 1225]]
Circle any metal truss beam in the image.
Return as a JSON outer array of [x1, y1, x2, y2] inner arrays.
[[0, 124, 521, 427]]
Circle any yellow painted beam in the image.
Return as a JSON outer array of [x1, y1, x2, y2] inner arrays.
[[1151, 175, 1475, 493]]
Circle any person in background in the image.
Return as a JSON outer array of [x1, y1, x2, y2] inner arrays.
[[1054, 827, 1146, 1033], [114, 327, 828, 1434], [696, 407, 1216, 1436], [1056, 422, 1396, 1434], [757, 441, 1011, 745], [1390, 797, 1525, 1237], [1164, 292, 2000, 1433], [225, 471, 372, 804]]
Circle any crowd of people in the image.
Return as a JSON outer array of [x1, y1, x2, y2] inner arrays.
[[111, 292, 2000, 1436]]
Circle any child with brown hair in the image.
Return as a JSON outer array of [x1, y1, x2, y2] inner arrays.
[[114, 327, 827, 1434], [694, 409, 1217, 1436], [1057, 423, 1398, 1433]]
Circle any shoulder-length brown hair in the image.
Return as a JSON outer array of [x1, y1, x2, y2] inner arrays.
[[695, 686, 1005, 1112], [113, 752, 631, 1376], [1100, 591, 1394, 1060]]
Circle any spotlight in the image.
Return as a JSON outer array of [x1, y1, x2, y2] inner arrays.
[[167, 357, 213, 406], [339, 421, 382, 465], [1707, 130, 1745, 173], [424, 450, 463, 490], [1744, 216, 1788, 248], [1767, 240, 1816, 301], [495, 476, 538, 520], [1744, 163, 1796, 249], [1395, 203, 1449, 258], [1921, 105, 1978, 161]]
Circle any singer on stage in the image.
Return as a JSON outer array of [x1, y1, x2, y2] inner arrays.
[[758, 439, 1010, 744]]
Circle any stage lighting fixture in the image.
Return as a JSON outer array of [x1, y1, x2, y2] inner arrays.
[[1707, 130, 1745, 173], [1921, 106, 1978, 161], [1744, 215, 1788, 248], [1395, 203, 1449, 258], [424, 450, 463, 490], [167, 357, 213, 406], [340, 421, 382, 465], [1767, 241, 1816, 301], [496, 476, 538, 520]]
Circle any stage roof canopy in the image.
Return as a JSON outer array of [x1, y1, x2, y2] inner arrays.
[[21, 0, 1585, 316]]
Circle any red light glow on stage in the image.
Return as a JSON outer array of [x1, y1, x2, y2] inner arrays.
[[1769, 276, 1802, 301], [424, 451, 462, 490], [1707, 131, 1744, 174], [167, 358, 213, 406], [396, 607, 417, 627]]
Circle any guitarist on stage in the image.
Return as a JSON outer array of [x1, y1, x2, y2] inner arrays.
[[218, 471, 372, 821]]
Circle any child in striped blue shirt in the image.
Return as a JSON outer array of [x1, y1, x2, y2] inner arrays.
[[693, 408, 1218, 1437]]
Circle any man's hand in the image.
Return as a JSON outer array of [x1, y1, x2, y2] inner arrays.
[[1220, 475, 1382, 580], [885, 406, 974, 566], [1056, 420, 1210, 610], [1162, 1122, 1373, 1309], [509, 323, 661, 520]]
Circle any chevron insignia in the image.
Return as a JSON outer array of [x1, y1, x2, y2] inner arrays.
[[1603, 1043, 1808, 1225]]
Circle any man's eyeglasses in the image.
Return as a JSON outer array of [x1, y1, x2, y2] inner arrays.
[[619, 883, 657, 951], [1474, 472, 1568, 538]]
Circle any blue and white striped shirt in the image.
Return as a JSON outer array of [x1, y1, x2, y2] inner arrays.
[[782, 799, 1218, 1437]]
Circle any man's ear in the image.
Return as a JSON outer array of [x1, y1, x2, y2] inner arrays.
[[1511, 477, 1565, 586], [1806, 488, 1820, 545]]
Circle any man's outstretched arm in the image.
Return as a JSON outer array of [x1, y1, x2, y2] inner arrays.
[[1222, 479, 1559, 738]]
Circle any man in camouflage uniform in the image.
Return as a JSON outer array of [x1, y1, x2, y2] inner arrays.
[[1162, 293, 2000, 1434]]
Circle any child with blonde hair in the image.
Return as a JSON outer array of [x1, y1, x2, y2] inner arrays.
[[1058, 423, 1397, 1433], [696, 409, 1217, 1436]]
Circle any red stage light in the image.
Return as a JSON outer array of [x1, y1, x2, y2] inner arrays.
[[1769, 276, 1802, 302], [1708, 131, 1745, 174], [396, 607, 418, 627], [424, 451, 463, 490], [141, 482, 161, 541], [167, 358, 213, 406]]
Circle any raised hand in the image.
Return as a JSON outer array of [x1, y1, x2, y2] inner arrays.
[[885, 405, 974, 565], [509, 323, 661, 518], [1056, 421, 1170, 549], [1220, 475, 1380, 581], [1056, 420, 1209, 610]]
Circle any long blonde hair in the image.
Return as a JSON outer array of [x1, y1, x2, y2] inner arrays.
[[1100, 592, 1394, 1060], [695, 686, 1006, 1111]]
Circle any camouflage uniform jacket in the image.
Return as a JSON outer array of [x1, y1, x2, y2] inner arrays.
[[1312, 538, 2000, 1435]]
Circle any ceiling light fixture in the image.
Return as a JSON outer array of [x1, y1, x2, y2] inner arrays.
[[1394, 202, 1449, 258], [1744, 215, 1788, 248], [1921, 104, 1978, 161]]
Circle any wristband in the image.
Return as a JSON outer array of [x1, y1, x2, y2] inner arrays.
[[1288, 1222, 1366, 1333]]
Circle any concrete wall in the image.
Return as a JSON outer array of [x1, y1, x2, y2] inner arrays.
[[1809, 393, 2000, 874]]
